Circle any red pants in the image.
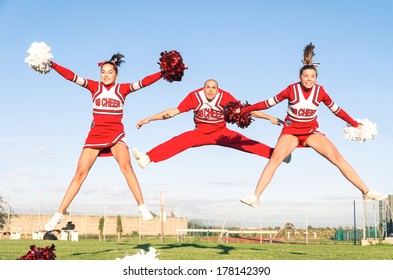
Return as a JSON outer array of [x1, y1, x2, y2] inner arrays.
[[147, 127, 273, 162]]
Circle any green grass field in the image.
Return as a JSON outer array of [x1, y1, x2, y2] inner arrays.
[[1, 236, 392, 260]]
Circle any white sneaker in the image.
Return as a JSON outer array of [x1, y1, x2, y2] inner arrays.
[[240, 194, 259, 208], [283, 153, 292, 164], [44, 212, 65, 231], [132, 148, 151, 169], [138, 204, 153, 221], [363, 189, 388, 202]]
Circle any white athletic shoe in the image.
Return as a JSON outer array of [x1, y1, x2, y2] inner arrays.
[[138, 204, 153, 221], [363, 189, 388, 202], [44, 212, 65, 231], [283, 153, 292, 164], [240, 194, 259, 208], [132, 148, 151, 169]]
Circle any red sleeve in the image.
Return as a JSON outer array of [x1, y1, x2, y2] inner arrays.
[[120, 72, 163, 95], [320, 88, 359, 127], [241, 86, 290, 113], [177, 90, 199, 113], [335, 109, 359, 127], [51, 61, 76, 81], [51, 61, 93, 90], [241, 100, 270, 113], [141, 71, 162, 87], [219, 88, 238, 103]]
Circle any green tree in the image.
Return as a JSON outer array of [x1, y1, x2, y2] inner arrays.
[[116, 215, 123, 242], [98, 216, 105, 241]]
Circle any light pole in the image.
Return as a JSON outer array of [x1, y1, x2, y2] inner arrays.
[[3, 201, 11, 232]]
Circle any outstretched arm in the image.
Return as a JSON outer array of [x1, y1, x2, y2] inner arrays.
[[51, 61, 87, 87], [251, 111, 282, 125], [129, 72, 162, 92], [241, 88, 289, 114], [136, 108, 181, 128], [141, 72, 162, 87], [322, 91, 359, 127]]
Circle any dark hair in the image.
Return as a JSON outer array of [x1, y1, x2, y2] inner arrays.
[[299, 43, 318, 76], [300, 64, 318, 76], [101, 53, 125, 73]]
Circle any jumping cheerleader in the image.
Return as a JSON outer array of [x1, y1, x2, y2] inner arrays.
[[44, 53, 162, 231], [238, 43, 387, 208], [132, 79, 290, 168]]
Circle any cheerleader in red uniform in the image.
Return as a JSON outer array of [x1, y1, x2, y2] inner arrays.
[[239, 43, 387, 208], [44, 53, 162, 231], [132, 79, 290, 168]]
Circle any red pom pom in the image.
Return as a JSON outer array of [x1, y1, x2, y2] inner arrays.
[[223, 101, 253, 128], [17, 244, 57, 260], [223, 101, 241, 124], [158, 50, 187, 82]]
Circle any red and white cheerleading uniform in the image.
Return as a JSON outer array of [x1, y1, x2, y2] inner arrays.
[[242, 82, 359, 146], [51, 62, 162, 156], [147, 88, 273, 162]]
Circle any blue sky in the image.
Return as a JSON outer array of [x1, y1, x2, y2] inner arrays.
[[1, 0, 392, 228]]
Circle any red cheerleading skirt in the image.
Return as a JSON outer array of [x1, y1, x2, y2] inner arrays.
[[83, 119, 128, 157], [280, 118, 324, 147]]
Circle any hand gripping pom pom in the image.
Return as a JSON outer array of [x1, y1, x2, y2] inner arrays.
[[17, 244, 56, 260], [24, 42, 53, 74], [158, 50, 187, 82], [223, 101, 254, 128], [115, 247, 158, 260], [343, 119, 377, 142]]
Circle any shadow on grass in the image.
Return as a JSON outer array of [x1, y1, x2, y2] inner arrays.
[[136, 243, 153, 252], [248, 247, 274, 252], [70, 249, 118, 256], [69, 242, 144, 257], [137, 243, 236, 255], [289, 251, 307, 255]]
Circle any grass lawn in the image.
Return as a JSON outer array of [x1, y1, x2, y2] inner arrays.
[[1, 236, 392, 260]]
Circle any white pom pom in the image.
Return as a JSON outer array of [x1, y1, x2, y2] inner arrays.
[[24, 42, 54, 74], [115, 247, 158, 260], [343, 119, 377, 142]]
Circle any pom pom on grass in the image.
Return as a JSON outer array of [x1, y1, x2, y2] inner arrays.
[[343, 119, 377, 142], [17, 244, 56, 260], [158, 50, 187, 82], [223, 101, 254, 128], [24, 42, 53, 74]]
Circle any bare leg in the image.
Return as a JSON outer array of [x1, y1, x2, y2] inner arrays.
[[111, 143, 145, 205], [57, 148, 100, 213], [305, 134, 369, 194], [254, 135, 298, 197]]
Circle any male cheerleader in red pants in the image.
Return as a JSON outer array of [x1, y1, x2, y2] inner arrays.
[[132, 79, 291, 168]]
